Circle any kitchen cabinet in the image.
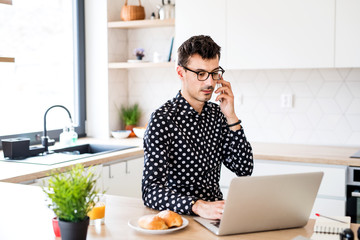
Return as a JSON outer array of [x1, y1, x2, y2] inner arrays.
[[227, 0, 334, 69], [335, 0, 360, 67], [220, 159, 347, 217], [102, 156, 144, 198], [22, 164, 104, 193], [175, 0, 227, 67], [18, 155, 144, 198], [177, 0, 360, 69]]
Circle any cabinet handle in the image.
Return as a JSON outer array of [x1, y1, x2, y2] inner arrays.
[[109, 165, 114, 179], [352, 191, 360, 197]]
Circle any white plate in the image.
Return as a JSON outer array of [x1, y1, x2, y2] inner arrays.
[[128, 215, 189, 234]]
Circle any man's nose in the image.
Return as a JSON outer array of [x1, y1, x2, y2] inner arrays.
[[204, 74, 216, 84]]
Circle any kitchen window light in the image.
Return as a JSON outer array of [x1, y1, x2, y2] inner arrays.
[[0, 0, 86, 149]]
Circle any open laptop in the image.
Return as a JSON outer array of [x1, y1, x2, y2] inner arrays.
[[194, 171, 324, 236]]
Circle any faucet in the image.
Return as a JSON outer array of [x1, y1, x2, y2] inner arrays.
[[42, 105, 73, 153]]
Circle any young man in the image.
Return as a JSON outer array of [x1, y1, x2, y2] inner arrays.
[[142, 35, 253, 220]]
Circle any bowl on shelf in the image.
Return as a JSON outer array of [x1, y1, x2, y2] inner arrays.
[[133, 127, 146, 138], [111, 130, 131, 139]]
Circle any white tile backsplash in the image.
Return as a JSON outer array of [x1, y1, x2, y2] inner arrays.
[[123, 66, 360, 146]]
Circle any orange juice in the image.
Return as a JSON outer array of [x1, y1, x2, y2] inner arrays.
[[88, 202, 105, 220]]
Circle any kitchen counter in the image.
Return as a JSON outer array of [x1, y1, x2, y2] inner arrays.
[[252, 142, 360, 166], [0, 138, 359, 183], [1, 182, 359, 240], [0, 137, 144, 183]]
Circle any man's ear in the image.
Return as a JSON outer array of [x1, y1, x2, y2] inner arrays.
[[176, 65, 184, 79]]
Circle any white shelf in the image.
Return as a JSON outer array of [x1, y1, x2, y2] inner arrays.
[[108, 18, 175, 29], [108, 61, 175, 69]]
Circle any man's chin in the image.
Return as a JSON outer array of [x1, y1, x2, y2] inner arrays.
[[200, 95, 212, 102]]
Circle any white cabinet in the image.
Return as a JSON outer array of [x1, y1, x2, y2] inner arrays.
[[176, 0, 360, 69], [220, 159, 347, 218], [175, 0, 227, 67], [22, 165, 104, 193], [102, 157, 144, 198], [227, 0, 335, 69], [335, 0, 360, 67]]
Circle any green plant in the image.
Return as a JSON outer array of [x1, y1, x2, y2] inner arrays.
[[120, 103, 141, 126], [42, 164, 101, 222]]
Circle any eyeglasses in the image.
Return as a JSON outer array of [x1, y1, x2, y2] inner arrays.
[[181, 65, 225, 81]]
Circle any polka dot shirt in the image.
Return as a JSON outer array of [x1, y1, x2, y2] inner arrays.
[[142, 92, 253, 215]]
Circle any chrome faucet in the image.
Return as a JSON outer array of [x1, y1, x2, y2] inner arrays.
[[42, 105, 73, 153]]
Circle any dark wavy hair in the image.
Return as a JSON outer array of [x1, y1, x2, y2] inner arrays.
[[177, 35, 221, 67]]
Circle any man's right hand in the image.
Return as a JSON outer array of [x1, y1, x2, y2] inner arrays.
[[192, 199, 225, 220]]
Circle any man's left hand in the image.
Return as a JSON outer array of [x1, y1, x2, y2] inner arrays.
[[215, 79, 241, 130]]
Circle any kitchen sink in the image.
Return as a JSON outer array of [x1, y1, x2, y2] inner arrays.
[[1, 143, 136, 166], [52, 143, 134, 155]]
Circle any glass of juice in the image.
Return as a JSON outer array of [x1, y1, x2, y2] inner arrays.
[[88, 195, 106, 225]]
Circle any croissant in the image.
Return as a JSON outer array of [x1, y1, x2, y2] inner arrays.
[[138, 215, 168, 230], [157, 210, 183, 228]]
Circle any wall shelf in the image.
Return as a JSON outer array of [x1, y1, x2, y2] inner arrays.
[[108, 18, 175, 29], [108, 61, 175, 69], [0, 57, 15, 63], [0, 0, 12, 5]]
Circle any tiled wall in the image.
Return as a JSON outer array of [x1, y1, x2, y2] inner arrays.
[[127, 68, 360, 147]]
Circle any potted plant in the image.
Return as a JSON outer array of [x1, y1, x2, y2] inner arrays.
[[133, 48, 145, 60], [120, 103, 141, 137], [42, 164, 102, 240]]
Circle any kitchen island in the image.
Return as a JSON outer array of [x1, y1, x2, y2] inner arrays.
[[1, 182, 359, 240]]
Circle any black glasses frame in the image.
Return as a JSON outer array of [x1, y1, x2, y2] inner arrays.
[[181, 65, 225, 81]]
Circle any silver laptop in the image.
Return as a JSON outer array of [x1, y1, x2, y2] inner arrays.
[[194, 172, 324, 236]]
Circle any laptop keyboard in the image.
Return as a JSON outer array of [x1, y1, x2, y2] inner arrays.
[[210, 220, 221, 228]]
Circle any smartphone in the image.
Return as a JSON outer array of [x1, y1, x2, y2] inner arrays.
[[216, 82, 223, 102]]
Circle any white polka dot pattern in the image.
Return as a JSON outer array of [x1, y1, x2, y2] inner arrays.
[[142, 92, 253, 215]]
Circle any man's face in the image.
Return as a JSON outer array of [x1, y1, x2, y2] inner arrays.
[[179, 54, 220, 106]]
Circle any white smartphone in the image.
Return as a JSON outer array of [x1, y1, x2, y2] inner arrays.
[[216, 82, 223, 102]]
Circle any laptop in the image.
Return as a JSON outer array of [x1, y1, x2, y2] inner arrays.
[[194, 171, 324, 236]]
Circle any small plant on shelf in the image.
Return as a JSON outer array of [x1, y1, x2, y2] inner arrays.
[[120, 103, 141, 137], [133, 48, 145, 60]]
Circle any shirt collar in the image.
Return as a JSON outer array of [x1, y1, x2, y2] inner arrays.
[[175, 91, 209, 117]]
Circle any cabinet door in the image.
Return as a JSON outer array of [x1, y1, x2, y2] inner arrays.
[[175, 0, 227, 67], [227, 0, 335, 69], [21, 165, 104, 191], [102, 157, 144, 198], [335, 0, 360, 67]]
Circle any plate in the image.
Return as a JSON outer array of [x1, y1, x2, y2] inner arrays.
[[128, 215, 189, 234]]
